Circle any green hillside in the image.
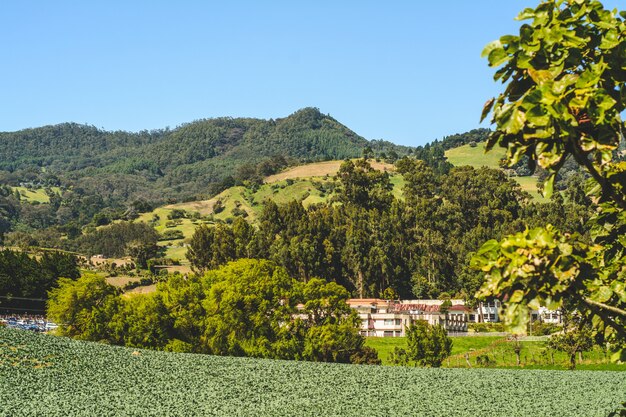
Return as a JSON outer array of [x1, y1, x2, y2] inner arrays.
[[138, 162, 404, 262], [0, 108, 411, 205], [445, 143, 546, 201], [2, 327, 625, 417]]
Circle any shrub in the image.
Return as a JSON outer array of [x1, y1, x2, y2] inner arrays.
[[468, 322, 505, 333]]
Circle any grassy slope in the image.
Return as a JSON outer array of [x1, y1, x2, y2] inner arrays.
[[265, 160, 394, 183], [445, 143, 547, 202], [1, 328, 625, 417], [141, 160, 403, 262], [140, 143, 548, 262], [365, 336, 626, 371], [11, 186, 61, 204]]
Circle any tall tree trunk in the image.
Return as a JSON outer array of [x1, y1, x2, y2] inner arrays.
[[358, 270, 364, 299], [569, 352, 576, 370], [478, 301, 485, 323]]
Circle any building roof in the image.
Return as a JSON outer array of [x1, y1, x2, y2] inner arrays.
[[392, 303, 440, 313], [448, 305, 471, 312]]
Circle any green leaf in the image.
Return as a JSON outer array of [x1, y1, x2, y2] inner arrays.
[[510, 289, 524, 303], [481, 40, 502, 58], [528, 68, 554, 85], [595, 286, 613, 303], [481, 98, 495, 122], [488, 47, 510, 68], [542, 174, 556, 199], [610, 348, 626, 362]]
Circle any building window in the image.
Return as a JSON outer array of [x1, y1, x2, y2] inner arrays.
[[469, 314, 475, 321], [384, 331, 393, 337], [384, 319, 394, 325], [395, 319, 401, 325]]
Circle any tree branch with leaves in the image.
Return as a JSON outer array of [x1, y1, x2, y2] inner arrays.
[[474, 0, 626, 361]]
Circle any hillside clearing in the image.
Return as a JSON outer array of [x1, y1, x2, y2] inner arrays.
[[265, 159, 394, 183], [1, 328, 624, 417], [445, 143, 546, 201], [11, 186, 61, 204], [142, 162, 404, 262]]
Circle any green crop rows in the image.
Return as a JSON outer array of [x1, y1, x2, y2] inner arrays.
[[1, 328, 625, 417]]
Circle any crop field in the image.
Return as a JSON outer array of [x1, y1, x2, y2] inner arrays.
[[1, 328, 625, 417]]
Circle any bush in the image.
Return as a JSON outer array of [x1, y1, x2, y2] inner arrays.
[[167, 209, 187, 220], [212, 200, 225, 214], [159, 230, 184, 241], [123, 277, 154, 291], [476, 354, 495, 367], [231, 207, 248, 218], [406, 320, 452, 367], [165, 219, 182, 228], [468, 322, 505, 333], [349, 346, 382, 365], [529, 321, 561, 336], [389, 346, 409, 366]]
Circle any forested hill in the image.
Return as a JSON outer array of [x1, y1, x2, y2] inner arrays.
[[0, 108, 410, 203]]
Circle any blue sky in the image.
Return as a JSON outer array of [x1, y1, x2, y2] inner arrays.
[[0, 1, 622, 146]]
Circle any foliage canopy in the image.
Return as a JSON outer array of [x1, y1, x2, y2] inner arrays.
[[475, 0, 626, 360]]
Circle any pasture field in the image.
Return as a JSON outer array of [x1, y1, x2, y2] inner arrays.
[[366, 335, 626, 370], [445, 143, 504, 169], [104, 276, 141, 288], [1, 328, 625, 416], [445, 144, 545, 201], [11, 186, 61, 204], [264, 159, 394, 183]]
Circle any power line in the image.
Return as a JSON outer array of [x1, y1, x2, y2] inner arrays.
[[0, 306, 46, 312], [0, 295, 46, 301]]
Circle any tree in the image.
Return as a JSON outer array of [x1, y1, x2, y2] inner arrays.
[[548, 326, 594, 370], [111, 293, 173, 349], [187, 224, 236, 272], [201, 259, 296, 358], [125, 239, 158, 269], [474, 0, 626, 361], [336, 159, 393, 211], [405, 320, 452, 367], [47, 274, 121, 341]]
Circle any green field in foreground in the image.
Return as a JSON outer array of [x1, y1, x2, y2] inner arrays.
[[1, 328, 625, 417], [366, 335, 626, 370]]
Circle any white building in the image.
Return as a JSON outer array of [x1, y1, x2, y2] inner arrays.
[[532, 307, 563, 324], [469, 300, 501, 323], [347, 299, 472, 337]]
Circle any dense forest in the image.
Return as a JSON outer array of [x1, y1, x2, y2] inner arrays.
[[0, 249, 79, 314], [187, 158, 592, 299], [0, 108, 408, 204], [0, 109, 488, 244]]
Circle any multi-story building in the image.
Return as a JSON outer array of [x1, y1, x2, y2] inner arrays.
[[347, 298, 473, 337]]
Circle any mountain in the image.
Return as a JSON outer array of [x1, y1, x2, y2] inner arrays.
[[0, 107, 411, 205]]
